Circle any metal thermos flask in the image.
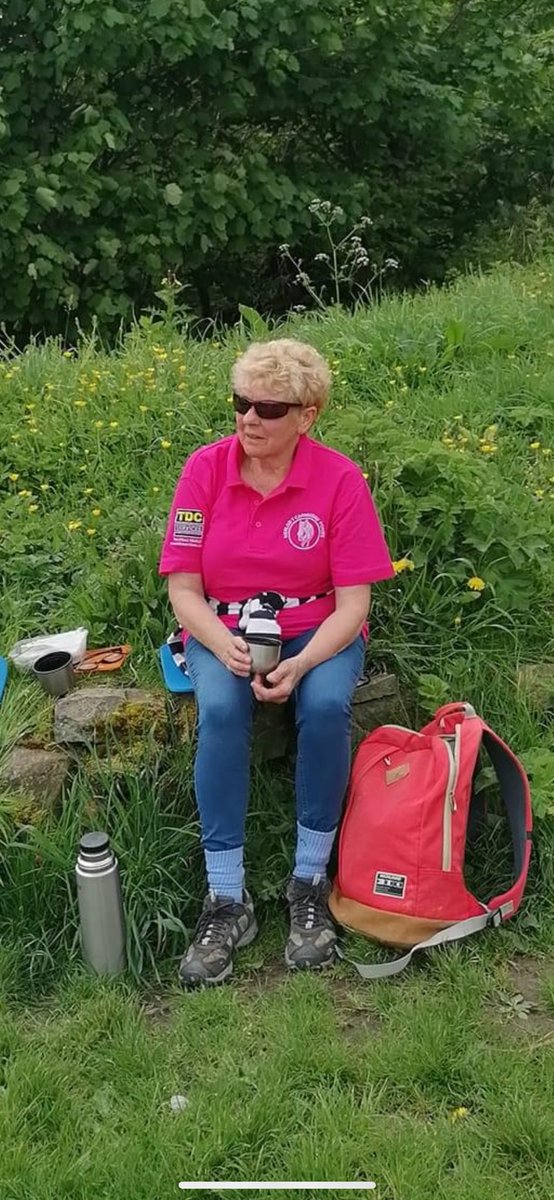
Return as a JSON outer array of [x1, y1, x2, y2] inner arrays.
[[75, 832, 127, 975]]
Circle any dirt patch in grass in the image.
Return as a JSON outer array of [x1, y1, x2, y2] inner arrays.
[[326, 975, 382, 1042], [140, 991, 178, 1029], [493, 955, 554, 1041], [236, 957, 289, 996]]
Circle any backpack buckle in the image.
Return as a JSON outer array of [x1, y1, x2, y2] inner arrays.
[[489, 910, 503, 928]]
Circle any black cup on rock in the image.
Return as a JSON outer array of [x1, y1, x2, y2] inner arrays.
[[33, 650, 76, 697]]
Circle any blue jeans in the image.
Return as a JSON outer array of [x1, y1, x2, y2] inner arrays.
[[185, 630, 365, 851]]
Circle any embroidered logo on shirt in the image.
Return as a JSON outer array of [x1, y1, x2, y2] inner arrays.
[[283, 512, 325, 551], [172, 508, 204, 545]]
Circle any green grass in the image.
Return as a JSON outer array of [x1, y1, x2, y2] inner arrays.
[[1, 950, 554, 1199], [1, 259, 554, 1196]]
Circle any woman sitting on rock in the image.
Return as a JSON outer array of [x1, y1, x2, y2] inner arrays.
[[159, 338, 393, 987]]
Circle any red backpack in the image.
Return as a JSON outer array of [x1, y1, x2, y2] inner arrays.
[[329, 702, 532, 978]]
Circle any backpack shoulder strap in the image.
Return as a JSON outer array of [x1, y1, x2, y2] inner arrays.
[[337, 909, 497, 979], [480, 724, 532, 915]]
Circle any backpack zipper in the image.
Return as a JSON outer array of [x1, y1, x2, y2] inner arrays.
[[352, 725, 426, 787], [378, 724, 425, 737], [441, 724, 461, 871]]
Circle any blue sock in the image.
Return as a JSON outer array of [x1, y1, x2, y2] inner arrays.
[[293, 822, 337, 882], [204, 847, 244, 903]]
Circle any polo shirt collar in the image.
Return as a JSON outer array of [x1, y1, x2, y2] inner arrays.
[[227, 433, 312, 490]]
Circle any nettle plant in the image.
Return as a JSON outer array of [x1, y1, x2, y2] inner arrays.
[[279, 199, 399, 310]]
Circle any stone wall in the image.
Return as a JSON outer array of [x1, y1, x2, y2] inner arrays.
[[1, 670, 406, 810]]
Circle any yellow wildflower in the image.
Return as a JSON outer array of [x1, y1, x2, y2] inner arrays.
[[203, 428, 213, 436], [91, 508, 101, 517], [109, 420, 119, 429], [467, 576, 486, 592], [418, 365, 427, 373], [534, 489, 544, 499], [479, 443, 496, 454], [18, 489, 31, 498], [161, 440, 171, 450], [542, 448, 552, 457], [28, 504, 38, 513], [40, 484, 49, 491], [454, 615, 462, 627], [152, 486, 160, 493], [453, 414, 463, 421], [67, 521, 82, 531], [74, 400, 86, 407], [94, 420, 104, 429], [84, 488, 94, 495], [226, 395, 233, 403], [86, 528, 97, 536], [393, 558, 415, 574], [529, 441, 541, 450], [139, 405, 148, 412], [63, 349, 74, 358], [8, 472, 19, 482], [449, 1106, 470, 1122], [362, 472, 369, 479]]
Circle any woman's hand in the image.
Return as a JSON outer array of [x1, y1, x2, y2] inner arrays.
[[215, 633, 252, 677], [251, 656, 306, 704]]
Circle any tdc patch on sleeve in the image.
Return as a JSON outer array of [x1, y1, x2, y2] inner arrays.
[[373, 871, 407, 899], [172, 508, 204, 545]]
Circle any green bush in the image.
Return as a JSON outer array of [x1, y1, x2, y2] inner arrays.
[[1, 0, 553, 332]]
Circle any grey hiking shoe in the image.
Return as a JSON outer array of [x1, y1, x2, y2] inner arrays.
[[179, 890, 257, 989], [285, 874, 338, 970]]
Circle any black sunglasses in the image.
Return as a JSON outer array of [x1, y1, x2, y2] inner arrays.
[[232, 391, 304, 420]]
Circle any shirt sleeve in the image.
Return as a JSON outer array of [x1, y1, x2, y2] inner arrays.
[[158, 453, 211, 576], [329, 467, 394, 587]]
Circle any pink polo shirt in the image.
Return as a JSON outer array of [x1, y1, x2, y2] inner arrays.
[[159, 434, 394, 639]]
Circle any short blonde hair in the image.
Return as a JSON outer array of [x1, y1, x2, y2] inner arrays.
[[232, 338, 330, 414]]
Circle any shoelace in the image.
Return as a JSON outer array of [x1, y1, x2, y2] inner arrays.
[[292, 884, 328, 932], [195, 898, 238, 948]]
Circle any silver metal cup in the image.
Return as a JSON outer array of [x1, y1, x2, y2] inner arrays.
[[246, 637, 282, 675], [33, 650, 76, 697]]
